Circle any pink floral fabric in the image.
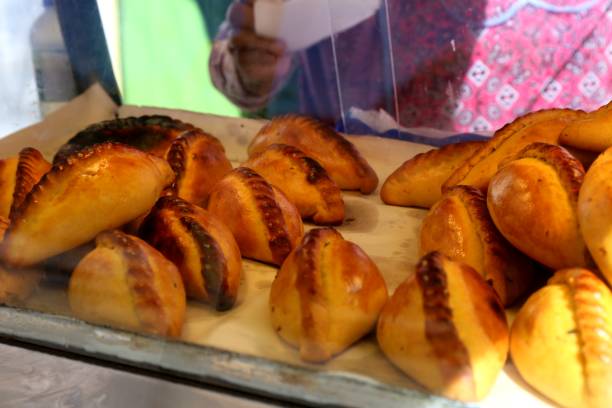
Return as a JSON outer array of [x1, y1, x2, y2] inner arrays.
[[452, 0, 612, 132]]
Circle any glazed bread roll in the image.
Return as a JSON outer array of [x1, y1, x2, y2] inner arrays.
[[53, 115, 200, 163], [69, 230, 186, 337], [377, 251, 508, 402], [420, 185, 535, 306], [243, 143, 344, 225], [165, 130, 232, 207], [511, 268, 612, 408], [248, 115, 378, 194], [0, 147, 50, 219], [269, 227, 388, 363], [207, 167, 303, 265], [443, 109, 584, 192], [578, 146, 612, 285], [560, 100, 612, 152], [140, 196, 242, 311], [381, 141, 483, 208], [0, 143, 174, 267], [488, 143, 589, 270]]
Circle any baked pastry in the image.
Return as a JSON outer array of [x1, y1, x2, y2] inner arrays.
[[248, 115, 378, 194], [53, 115, 200, 163], [243, 143, 344, 225], [269, 227, 388, 363], [165, 130, 233, 207], [377, 251, 508, 402], [443, 109, 584, 192], [578, 146, 612, 285], [487, 143, 589, 270], [140, 196, 242, 310], [420, 185, 535, 306], [560, 100, 612, 152], [381, 141, 484, 208], [562, 145, 599, 170], [0, 266, 43, 306], [0, 147, 51, 219], [69, 230, 186, 337], [207, 167, 303, 265], [511, 268, 612, 408], [0, 143, 174, 267]]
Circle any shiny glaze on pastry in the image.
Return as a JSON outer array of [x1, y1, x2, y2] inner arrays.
[[69, 230, 186, 337], [381, 141, 483, 208], [243, 143, 344, 225], [443, 109, 584, 192], [53, 115, 199, 163], [140, 196, 241, 310], [0, 143, 174, 267], [0, 148, 50, 219], [269, 228, 388, 363], [165, 130, 232, 207], [420, 185, 535, 306], [207, 167, 303, 265], [578, 146, 612, 285], [377, 251, 508, 402], [511, 269, 612, 408], [560, 100, 612, 152], [487, 143, 589, 269], [248, 115, 378, 194]]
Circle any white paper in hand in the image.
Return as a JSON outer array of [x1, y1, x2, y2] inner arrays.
[[254, 0, 382, 51]]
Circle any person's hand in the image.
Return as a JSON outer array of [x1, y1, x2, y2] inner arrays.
[[226, 0, 292, 97]]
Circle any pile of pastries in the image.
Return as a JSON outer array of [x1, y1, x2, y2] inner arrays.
[[382, 101, 612, 406], [0, 99, 610, 407]]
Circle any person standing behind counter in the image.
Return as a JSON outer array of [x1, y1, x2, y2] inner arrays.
[[209, 0, 612, 133]]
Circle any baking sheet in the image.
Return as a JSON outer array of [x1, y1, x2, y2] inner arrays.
[[0, 85, 553, 407]]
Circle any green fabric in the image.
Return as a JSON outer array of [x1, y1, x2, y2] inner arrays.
[[120, 0, 240, 117]]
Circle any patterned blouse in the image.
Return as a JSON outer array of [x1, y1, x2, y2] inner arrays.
[[210, 0, 612, 133]]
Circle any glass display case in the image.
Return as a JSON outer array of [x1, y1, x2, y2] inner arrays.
[[1, 1, 612, 407]]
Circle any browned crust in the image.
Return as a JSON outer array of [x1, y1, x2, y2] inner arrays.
[[294, 228, 342, 361], [252, 115, 378, 194], [96, 230, 168, 335], [235, 167, 292, 264], [9, 143, 161, 228], [9, 147, 50, 219], [506, 143, 585, 202], [165, 130, 228, 196], [549, 269, 612, 404], [248, 144, 344, 225], [416, 252, 475, 394], [179, 216, 232, 311], [443, 109, 582, 191], [447, 185, 534, 305]]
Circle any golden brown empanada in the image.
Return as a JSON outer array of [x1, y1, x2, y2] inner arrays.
[[377, 251, 508, 402], [0, 143, 174, 267], [0, 147, 51, 219], [420, 185, 535, 306], [243, 143, 344, 225], [207, 167, 303, 265], [165, 130, 232, 207], [381, 141, 483, 208], [270, 227, 388, 363], [511, 268, 612, 408], [443, 109, 584, 192], [487, 143, 589, 270], [578, 146, 612, 286], [69, 230, 186, 337], [560, 100, 612, 152], [53, 115, 200, 163], [140, 196, 242, 310], [248, 115, 378, 194]]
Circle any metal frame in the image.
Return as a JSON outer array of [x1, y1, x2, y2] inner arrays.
[[0, 306, 466, 408]]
